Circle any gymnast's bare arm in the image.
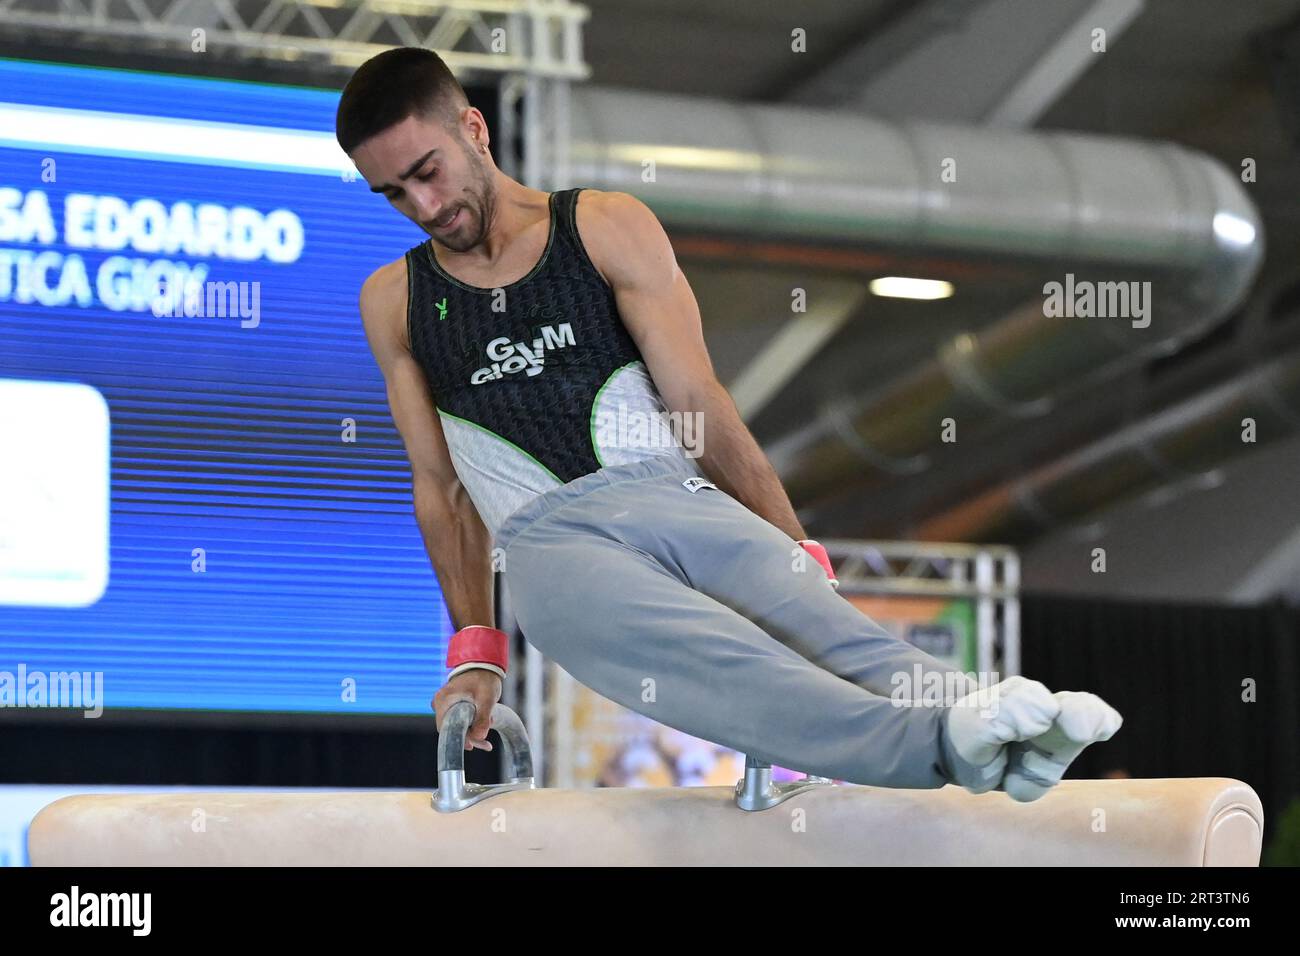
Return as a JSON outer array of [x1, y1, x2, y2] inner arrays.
[[358, 258, 501, 741], [576, 190, 809, 542]]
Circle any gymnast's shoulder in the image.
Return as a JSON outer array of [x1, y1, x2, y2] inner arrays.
[[358, 255, 409, 352], [572, 189, 674, 288]]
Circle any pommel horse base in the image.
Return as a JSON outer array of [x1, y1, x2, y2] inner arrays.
[[27, 704, 1263, 866]]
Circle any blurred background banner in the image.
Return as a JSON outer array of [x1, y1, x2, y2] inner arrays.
[[0, 58, 458, 715]]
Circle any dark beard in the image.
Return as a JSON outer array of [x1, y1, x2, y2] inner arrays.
[[436, 144, 496, 252]]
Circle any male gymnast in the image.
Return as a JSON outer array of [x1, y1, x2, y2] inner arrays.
[[336, 47, 1121, 801]]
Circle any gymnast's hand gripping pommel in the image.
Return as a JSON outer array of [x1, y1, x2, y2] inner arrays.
[[434, 625, 510, 753]]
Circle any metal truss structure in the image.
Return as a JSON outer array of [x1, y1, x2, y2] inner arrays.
[[821, 538, 1021, 679], [0, 0, 588, 187]]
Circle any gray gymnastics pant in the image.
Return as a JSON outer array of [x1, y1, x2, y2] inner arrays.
[[495, 454, 980, 789]]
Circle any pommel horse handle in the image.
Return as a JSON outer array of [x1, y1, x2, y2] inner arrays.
[[735, 754, 835, 811], [434, 701, 536, 812]]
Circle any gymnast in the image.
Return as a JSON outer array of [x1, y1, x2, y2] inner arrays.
[[335, 47, 1122, 800]]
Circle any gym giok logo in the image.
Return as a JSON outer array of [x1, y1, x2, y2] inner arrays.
[[50, 886, 151, 936], [470, 322, 575, 384]]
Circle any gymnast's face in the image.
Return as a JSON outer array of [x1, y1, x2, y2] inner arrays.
[[352, 110, 497, 253]]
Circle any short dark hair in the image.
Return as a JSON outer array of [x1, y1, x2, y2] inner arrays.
[[335, 47, 469, 154]]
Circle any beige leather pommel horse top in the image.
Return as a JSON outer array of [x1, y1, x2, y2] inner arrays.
[[27, 703, 1264, 866]]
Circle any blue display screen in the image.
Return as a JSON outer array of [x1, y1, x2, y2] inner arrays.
[[0, 58, 454, 715]]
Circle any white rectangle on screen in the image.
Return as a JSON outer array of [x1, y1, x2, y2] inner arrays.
[[0, 379, 110, 607]]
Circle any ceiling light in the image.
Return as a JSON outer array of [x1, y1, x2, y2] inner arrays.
[[869, 277, 954, 300]]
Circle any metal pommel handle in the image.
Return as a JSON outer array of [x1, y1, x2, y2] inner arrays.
[[734, 754, 835, 811], [433, 700, 536, 812]]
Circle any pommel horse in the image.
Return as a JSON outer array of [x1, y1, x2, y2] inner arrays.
[[28, 703, 1263, 866]]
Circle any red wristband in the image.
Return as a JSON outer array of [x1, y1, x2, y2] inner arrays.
[[797, 539, 839, 589], [447, 625, 509, 673]]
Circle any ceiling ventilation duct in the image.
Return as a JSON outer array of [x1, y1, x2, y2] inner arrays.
[[566, 87, 1263, 505]]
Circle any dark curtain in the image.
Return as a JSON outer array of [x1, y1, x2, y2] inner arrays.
[[1021, 593, 1300, 831], [0, 717, 499, 789]]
